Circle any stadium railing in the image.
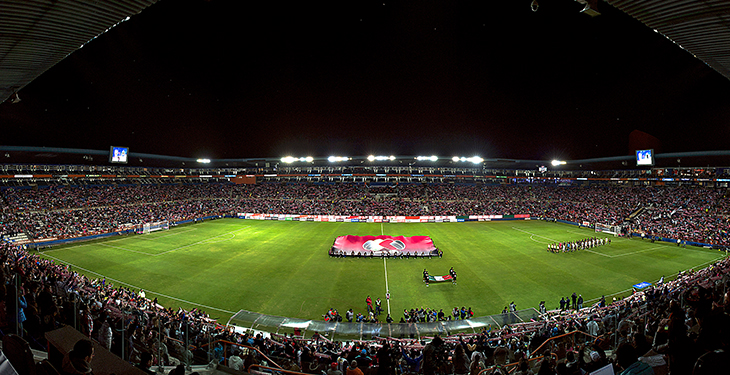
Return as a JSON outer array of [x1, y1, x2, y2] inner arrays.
[[249, 364, 312, 375], [478, 354, 554, 375], [227, 308, 542, 341], [196, 341, 284, 370], [529, 330, 602, 358], [477, 330, 601, 375]]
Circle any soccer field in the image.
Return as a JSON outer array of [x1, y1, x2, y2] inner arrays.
[[40, 218, 724, 323]]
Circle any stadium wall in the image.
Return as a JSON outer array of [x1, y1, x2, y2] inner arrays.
[[236, 213, 531, 222], [13, 213, 722, 250]]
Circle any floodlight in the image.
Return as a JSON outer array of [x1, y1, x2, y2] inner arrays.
[[303, 156, 313, 162], [551, 160, 566, 166], [369, 155, 394, 161], [468, 156, 484, 164], [416, 156, 439, 161], [197, 158, 211, 164], [452, 156, 460, 162], [281, 156, 297, 163]]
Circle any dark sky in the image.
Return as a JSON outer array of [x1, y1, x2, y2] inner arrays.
[[2, 0, 730, 162]]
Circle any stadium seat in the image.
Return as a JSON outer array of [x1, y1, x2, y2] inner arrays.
[[2, 334, 36, 375]]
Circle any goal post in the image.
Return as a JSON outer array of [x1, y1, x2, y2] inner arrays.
[[137, 220, 169, 234], [595, 223, 620, 236]]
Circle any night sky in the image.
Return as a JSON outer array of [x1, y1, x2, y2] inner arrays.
[[2, 0, 729, 162]]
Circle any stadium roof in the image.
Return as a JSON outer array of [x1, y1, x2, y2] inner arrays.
[[606, 0, 730, 80], [0, 0, 159, 103], [1, 0, 729, 105]]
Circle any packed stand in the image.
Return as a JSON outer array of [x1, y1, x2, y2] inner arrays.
[[1, 182, 728, 246]]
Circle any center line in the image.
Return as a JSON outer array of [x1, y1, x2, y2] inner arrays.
[[383, 257, 390, 316], [381, 222, 391, 316]]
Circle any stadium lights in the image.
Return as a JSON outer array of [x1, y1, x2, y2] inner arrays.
[[328, 156, 350, 162], [551, 160, 567, 166], [367, 155, 396, 162], [196, 158, 211, 163], [452, 156, 484, 164], [416, 156, 439, 162], [281, 156, 314, 163]]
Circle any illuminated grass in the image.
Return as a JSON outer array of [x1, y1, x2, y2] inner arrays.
[[41, 218, 724, 322]]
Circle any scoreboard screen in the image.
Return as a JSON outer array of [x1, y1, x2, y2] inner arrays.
[[109, 146, 129, 164], [636, 149, 654, 167]]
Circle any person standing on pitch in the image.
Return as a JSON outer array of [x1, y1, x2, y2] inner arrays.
[[450, 267, 457, 285], [571, 292, 577, 310]]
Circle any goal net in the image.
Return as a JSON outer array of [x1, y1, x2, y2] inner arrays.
[[595, 223, 620, 236], [137, 220, 169, 234]]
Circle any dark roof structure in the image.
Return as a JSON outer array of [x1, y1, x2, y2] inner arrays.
[[606, 0, 730, 80], [2, 1, 729, 105], [0, 0, 159, 103]]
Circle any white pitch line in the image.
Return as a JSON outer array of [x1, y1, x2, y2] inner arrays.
[[41, 253, 236, 314], [381, 222, 391, 315], [383, 257, 391, 316], [610, 247, 664, 258], [567, 230, 592, 235], [529, 235, 551, 245], [585, 245, 670, 258], [583, 249, 613, 258], [511, 227, 560, 242], [40, 234, 139, 254], [136, 228, 198, 241], [41, 242, 95, 253], [99, 243, 157, 256], [153, 226, 250, 256]]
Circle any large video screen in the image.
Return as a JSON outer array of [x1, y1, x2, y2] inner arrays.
[[636, 149, 654, 166], [109, 146, 129, 164]]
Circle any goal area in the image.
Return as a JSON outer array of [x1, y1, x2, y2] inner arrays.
[[137, 221, 169, 234]]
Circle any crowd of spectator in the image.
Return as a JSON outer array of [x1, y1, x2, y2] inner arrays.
[[234, 256, 728, 375], [1, 182, 728, 247], [5, 233, 727, 374], [1, 181, 730, 374]]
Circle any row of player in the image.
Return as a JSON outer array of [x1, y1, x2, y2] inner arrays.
[[547, 237, 611, 253]]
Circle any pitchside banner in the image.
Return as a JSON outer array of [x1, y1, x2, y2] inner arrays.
[[237, 213, 530, 222], [332, 235, 438, 257]]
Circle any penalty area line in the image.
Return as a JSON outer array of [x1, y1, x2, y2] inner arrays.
[[154, 226, 250, 256], [99, 243, 157, 256], [41, 253, 236, 314]]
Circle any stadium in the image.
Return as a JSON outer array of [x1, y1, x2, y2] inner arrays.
[[2, 1, 730, 375]]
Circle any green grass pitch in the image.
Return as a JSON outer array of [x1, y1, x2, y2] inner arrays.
[[40, 219, 725, 323]]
